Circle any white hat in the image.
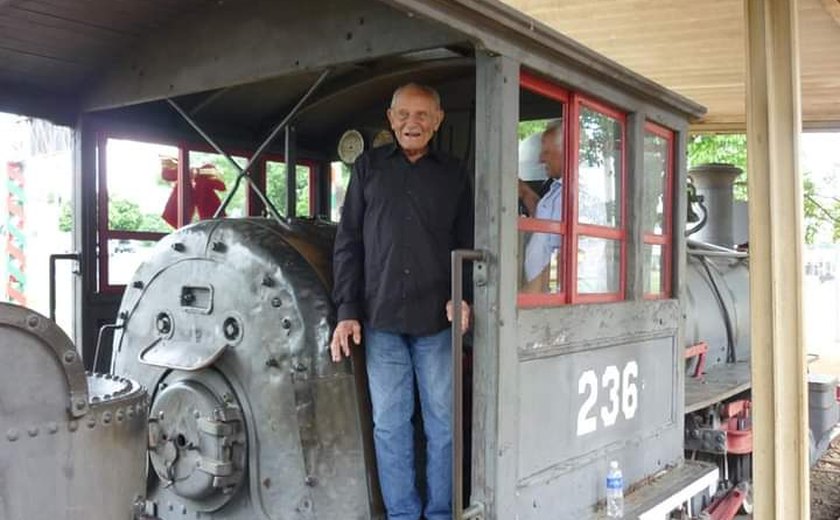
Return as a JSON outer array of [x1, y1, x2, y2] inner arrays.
[[518, 132, 547, 182]]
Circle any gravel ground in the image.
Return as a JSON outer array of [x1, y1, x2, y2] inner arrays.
[[812, 437, 840, 520]]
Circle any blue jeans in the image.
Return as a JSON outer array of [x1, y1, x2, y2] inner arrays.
[[365, 326, 452, 520]]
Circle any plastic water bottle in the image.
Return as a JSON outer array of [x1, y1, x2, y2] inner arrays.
[[606, 460, 624, 518]]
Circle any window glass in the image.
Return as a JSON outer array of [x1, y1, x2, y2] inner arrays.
[[577, 236, 620, 294], [643, 243, 664, 295], [106, 138, 176, 232], [517, 84, 566, 299], [519, 231, 564, 294], [643, 133, 669, 235], [578, 107, 622, 227], [266, 161, 313, 217], [106, 239, 158, 286], [331, 161, 352, 222], [188, 151, 248, 219]]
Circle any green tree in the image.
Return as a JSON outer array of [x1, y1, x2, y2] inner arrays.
[[59, 200, 72, 232], [266, 162, 312, 218], [687, 133, 840, 244], [108, 198, 144, 231], [687, 134, 748, 200]]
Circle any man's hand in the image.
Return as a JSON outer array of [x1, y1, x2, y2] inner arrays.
[[330, 319, 362, 362], [445, 300, 471, 335]]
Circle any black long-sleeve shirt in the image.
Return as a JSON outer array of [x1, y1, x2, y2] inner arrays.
[[332, 144, 473, 336]]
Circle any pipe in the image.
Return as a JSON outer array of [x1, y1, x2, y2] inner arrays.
[[450, 249, 486, 520], [165, 98, 285, 223]]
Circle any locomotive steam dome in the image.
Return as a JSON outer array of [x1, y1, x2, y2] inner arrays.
[[112, 218, 381, 519], [0, 303, 148, 520]]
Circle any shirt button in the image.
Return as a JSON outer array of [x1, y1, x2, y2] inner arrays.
[[403, 268, 411, 275], [405, 215, 411, 221]]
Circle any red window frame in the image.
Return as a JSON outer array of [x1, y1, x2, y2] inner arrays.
[[642, 122, 674, 299], [516, 70, 628, 307], [97, 133, 316, 293], [517, 71, 571, 308], [97, 132, 178, 294], [569, 94, 627, 304]]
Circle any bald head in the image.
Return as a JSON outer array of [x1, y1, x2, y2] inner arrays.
[[386, 83, 445, 162]]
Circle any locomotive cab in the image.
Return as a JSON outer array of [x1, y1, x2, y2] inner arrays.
[[57, 0, 722, 518]]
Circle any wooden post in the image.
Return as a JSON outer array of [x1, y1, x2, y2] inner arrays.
[[744, 0, 809, 517]]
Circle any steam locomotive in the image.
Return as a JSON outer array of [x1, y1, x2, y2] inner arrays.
[[1, 0, 835, 519]]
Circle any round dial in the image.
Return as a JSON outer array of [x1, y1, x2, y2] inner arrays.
[[338, 129, 364, 164]]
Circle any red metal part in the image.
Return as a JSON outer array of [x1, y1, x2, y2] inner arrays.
[[703, 485, 746, 520], [684, 341, 708, 379], [721, 399, 753, 455]]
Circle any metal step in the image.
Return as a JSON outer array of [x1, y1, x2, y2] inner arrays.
[[594, 460, 719, 519]]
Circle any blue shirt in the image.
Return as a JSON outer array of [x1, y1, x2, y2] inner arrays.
[[524, 180, 562, 282]]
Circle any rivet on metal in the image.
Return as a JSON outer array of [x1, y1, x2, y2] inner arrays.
[[6, 429, 19, 442], [47, 422, 59, 434], [119, 311, 128, 320], [262, 275, 275, 287], [26, 316, 38, 328], [181, 504, 187, 514], [265, 358, 279, 368], [282, 318, 292, 329], [127, 406, 135, 419], [92, 396, 101, 404], [295, 363, 307, 372], [102, 411, 113, 424], [63, 351, 76, 363], [304, 476, 318, 487], [172, 242, 185, 252], [132, 280, 144, 289], [271, 297, 282, 308], [262, 478, 271, 488], [75, 400, 85, 410], [27, 427, 39, 437], [86, 417, 96, 429], [211, 241, 226, 252], [68, 421, 78, 432]]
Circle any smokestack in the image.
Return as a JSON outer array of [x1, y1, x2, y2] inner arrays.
[[688, 163, 742, 248]]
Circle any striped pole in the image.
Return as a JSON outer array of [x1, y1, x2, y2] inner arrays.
[[5, 161, 26, 305]]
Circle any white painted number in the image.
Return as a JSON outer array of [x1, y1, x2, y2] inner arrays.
[[600, 365, 621, 427], [576, 370, 598, 436], [622, 361, 639, 420], [576, 361, 640, 436]]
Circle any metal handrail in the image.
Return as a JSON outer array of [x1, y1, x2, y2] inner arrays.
[[49, 252, 80, 322], [450, 248, 486, 520]]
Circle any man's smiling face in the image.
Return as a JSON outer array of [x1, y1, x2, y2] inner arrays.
[[387, 86, 443, 158]]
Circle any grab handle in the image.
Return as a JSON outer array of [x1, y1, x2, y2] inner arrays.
[[450, 249, 486, 520]]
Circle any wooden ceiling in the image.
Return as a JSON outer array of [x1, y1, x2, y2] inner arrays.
[[502, 0, 840, 131]]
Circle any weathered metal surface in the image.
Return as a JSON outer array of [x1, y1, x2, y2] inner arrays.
[[684, 255, 751, 368], [514, 300, 682, 518], [86, 0, 462, 111], [685, 361, 751, 414], [472, 52, 521, 520], [0, 303, 148, 520], [112, 218, 382, 519]]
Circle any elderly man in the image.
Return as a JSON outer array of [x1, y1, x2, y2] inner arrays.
[[330, 83, 473, 520], [519, 120, 565, 293]]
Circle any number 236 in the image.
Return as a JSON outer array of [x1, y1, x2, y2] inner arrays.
[[576, 361, 639, 436]]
